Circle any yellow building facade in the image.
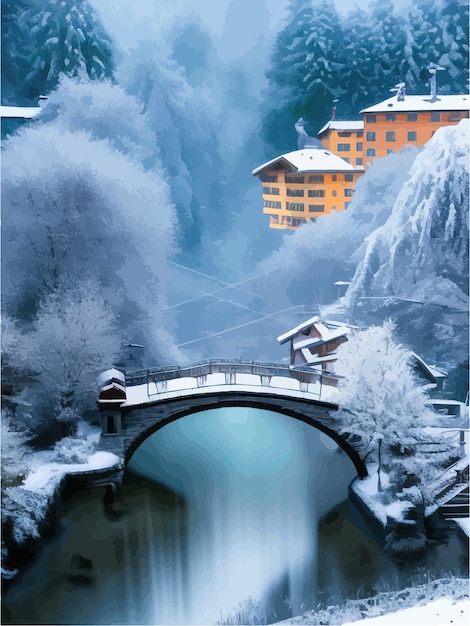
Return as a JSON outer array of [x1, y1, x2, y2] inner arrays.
[[316, 121, 364, 168], [255, 92, 469, 230], [360, 94, 469, 165], [252, 148, 364, 230]]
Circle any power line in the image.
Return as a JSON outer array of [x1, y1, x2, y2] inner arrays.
[[165, 264, 280, 310], [176, 305, 311, 347]]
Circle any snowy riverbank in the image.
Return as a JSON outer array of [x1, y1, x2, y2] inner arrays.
[[275, 577, 469, 625], [1, 422, 121, 579]]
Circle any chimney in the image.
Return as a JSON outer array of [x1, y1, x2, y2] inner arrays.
[[427, 64, 445, 102]]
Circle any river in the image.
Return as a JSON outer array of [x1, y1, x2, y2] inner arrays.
[[2, 407, 468, 625]]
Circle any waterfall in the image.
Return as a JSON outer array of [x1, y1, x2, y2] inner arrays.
[[127, 407, 356, 624]]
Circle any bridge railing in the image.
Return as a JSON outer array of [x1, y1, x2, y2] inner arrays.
[[125, 359, 341, 388]]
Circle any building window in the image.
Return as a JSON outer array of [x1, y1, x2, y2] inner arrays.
[[259, 173, 278, 183], [309, 205, 325, 212], [292, 218, 305, 226], [366, 115, 376, 123], [106, 415, 117, 434], [386, 131, 396, 142], [356, 157, 363, 165], [332, 190, 337, 197], [356, 142, 363, 151], [338, 131, 352, 137], [343, 158, 350, 163], [344, 202, 351, 209], [286, 202, 305, 212], [308, 189, 325, 197], [263, 186, 280, 195], [308, 175, 324, 183], [332, 174, 337, 181], [407, 112, 418, 122], [264, 200, 282, 209], [448, 112, 462, 122], [270, 215, 279, 224], [287, 188, 304, 197], [366, 148, 376, 157], [387, 149, 394, 154], [344, 189, 354, 197], [366, 131, 376, 141], [407, 131, 417, 141], [285, 175, 305, 183], [386, 113, 396, 122], [345, 174, 354, 181], [337, 143, 351, 151], [430, 113, 441, 122], [356, 131, 364, 138]]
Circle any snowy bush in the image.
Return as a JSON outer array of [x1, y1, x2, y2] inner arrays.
[[53, 436, 95, 464], [2, 487, 53, 546], [1, 409, 31, 488]]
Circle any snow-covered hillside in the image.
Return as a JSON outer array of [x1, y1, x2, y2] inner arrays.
[[342, 119, 469, 371]]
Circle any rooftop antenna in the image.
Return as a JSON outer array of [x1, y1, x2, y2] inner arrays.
[[427, 64, 445, 102], [332, 99, 339, 120], [390, 82, 406, 101]]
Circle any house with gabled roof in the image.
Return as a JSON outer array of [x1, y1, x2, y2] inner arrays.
[[278, 315, 350, 386]]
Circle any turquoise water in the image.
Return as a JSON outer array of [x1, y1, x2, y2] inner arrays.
[[2, 408, 467, 625]]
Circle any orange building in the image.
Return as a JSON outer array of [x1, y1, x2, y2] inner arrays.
[[316, 121, 364, 168], [252, 141, 364, 230], [360, 93, 469, 165]]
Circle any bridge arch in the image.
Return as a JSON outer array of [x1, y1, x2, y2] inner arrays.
[[121, 392, 368, 479]]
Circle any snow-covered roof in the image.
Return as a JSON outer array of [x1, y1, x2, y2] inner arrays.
[[0, 105, 41, 119], [278, 315, 321, 344], [252, 148, 363, 176], [317, 120, 364, 135], [411, 352, 447, 381], [99, 368, 125, 384], [278, 316, 349, 345], [360, 94, 470, 114]]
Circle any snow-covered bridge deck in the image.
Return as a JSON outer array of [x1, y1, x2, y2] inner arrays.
[[97, 360, 369, 479]]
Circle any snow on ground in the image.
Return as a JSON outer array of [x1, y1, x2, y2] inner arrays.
[[341, 597, 469, 625], [351, 464, 414, 526], [22, 421, 120, 495], [22, 450, 121, 492], [2, 422, 121, 552], [276, 578, 469, 625]]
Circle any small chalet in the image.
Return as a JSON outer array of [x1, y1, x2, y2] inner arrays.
[[278, 315, 350, 386]]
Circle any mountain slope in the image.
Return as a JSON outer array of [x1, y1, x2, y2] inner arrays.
[[344, 119, 469, 372]]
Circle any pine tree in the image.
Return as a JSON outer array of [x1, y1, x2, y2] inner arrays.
[[402, 0, 442, 94], [1, 1, 34, 105], [2, 0, 115, 104], [262, 0, 316, 153], [338, 6, 374, 115], [301, 0, 346, 122], [364, 0, 408, 100], [436, 0, 469, 93]]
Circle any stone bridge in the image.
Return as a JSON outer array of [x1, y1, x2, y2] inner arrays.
[[97, 359, 369, 479]]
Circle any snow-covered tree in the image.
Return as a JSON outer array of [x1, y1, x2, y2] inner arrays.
[[333, 321, 437, 493], [3, 286, 122, 436], [120, 39, 226, 261], [1, 409, 31, 488], [436, 0, 470, 93], [301, 1, 346, 119], [2, 0, 115, 105], [262, 0, 317, 153], [37, 77, 159, 166]]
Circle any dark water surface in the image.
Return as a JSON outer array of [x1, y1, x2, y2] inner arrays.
[[2, 408, 468, 625]]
